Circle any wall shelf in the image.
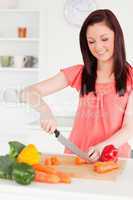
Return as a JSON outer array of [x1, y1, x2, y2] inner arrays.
[[0, 4, 40, 92], [0, 38, 39, 42], [0, 67, 39, 72], [0, 9, 40, 13]]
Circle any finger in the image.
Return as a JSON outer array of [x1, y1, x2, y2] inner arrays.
[[89, 156, 97, 162], [90, 153, 98, 161], [88, 147, 95, 157], [45, 121, 52, 133], [48, 127, 54, 134], [89, 151, 100, 162], [92, 151, 100, 159], [41, 120, 50, 132], [47, 121, 56, 134], [40, 119, 49, 130], [50, 126, 56, 134]]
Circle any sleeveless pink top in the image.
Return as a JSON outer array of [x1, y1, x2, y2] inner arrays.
[[60, 64, 133, 157]]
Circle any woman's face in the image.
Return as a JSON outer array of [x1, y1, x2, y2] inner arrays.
[[86, 22, 115, 62]]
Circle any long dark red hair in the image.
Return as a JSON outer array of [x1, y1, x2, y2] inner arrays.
[[80, 9, 130, 96]]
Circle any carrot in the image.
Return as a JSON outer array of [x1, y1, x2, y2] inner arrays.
[[32, 163, 57, 174], [56, 171, 71, 183], [44, 157, 52, 165], [35, 171, 60, 183], [44, 156, 61, 165], [93, 161, 119, 173], [75, 157, 88, 165], [51, 156, 61, 165]]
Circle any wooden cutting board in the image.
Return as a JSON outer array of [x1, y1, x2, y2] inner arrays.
[[42, 153, 126, 182]]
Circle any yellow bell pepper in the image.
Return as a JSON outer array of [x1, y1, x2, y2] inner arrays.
[[17, 144, 41, 165]]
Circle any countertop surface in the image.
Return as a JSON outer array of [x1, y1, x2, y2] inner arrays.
[[0, 158, 133, 200]]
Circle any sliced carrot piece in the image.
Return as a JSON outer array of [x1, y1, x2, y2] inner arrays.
[[56, 171, 71, 183], [32, 163, 57, 174], [35, 171, 60, 183], [34, 171, 47, 182], [44, 174, 60, 183], [51, 156, 61, 165], [44, 157, 52, 165], [44, 156, 62, 165], [93, 161, 119, 173], [75, 157, 88, 165]]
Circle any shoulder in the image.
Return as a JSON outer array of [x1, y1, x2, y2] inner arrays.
[[60, 64, 84, 80], [60, 64, 83, 73], [60, 64, 84, 91]]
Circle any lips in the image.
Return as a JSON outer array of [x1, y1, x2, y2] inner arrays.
[[96, 51, 106, 56]]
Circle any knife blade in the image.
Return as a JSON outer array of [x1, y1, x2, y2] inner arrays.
[[53, 129, 91, 162]]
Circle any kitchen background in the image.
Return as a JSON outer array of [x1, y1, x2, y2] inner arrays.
[[0, 0, 133, 155]]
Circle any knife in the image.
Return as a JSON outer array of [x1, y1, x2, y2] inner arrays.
[[53, 129, 93, 162]]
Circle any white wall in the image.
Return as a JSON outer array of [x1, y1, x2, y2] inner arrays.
[[96, 0, 133, 64], [39, 0, 82, 116], [17, 0, 40, 9], [40, 0, 82, 79]]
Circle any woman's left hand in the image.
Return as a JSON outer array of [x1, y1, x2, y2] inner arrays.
[[87, 146, 100, 162]]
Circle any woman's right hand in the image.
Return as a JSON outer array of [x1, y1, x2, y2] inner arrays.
[[40, 114, 58, 134]]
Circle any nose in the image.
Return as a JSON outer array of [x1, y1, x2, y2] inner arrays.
[[94, 42, 104, 52]]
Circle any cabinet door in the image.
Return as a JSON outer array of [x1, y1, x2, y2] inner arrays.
[[39, 0, 82, 117]]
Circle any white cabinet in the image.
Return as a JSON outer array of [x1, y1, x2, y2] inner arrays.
[[0, 1, 40, 127], [0, 9, 40, 89], [0, 0, 40, 97]]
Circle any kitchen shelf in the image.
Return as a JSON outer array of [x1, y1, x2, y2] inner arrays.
[[0, 2, 40, 107], [0, 67, 39, 72], [0, 9, 40, 13], [0, 38, 39, 42]]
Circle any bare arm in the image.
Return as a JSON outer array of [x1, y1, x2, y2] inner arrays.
[[19, 71, 68, 133], [20, 71, 68, 113]]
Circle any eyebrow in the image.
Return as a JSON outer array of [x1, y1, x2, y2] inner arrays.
[[87, 33, 109, 39]]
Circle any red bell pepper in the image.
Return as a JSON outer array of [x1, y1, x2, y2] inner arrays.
[[99, 144, 118, 162]]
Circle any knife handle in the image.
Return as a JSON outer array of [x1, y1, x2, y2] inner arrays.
[[54, 129, 60, 137]]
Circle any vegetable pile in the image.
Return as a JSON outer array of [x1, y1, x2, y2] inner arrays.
[[0, 141, 73, 185], [0, 141, 37, 185], [0, 142, 120, 185]]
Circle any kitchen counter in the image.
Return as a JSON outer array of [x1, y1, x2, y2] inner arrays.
[[0, 158, 133, 200]]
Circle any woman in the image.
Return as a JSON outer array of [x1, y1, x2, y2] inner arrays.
[[20, 9, 133, 161]]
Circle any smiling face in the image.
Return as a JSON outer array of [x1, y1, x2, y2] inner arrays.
[[86, 22, 115, 63]]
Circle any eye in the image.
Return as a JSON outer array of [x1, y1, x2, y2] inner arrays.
[[88, 41, 95, 44], [102, 38, 108, 41]]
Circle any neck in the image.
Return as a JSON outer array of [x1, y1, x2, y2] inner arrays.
[[97, 59, 114, 78]]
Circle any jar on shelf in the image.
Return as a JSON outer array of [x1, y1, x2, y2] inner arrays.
[[17, 27, 27, 38]]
